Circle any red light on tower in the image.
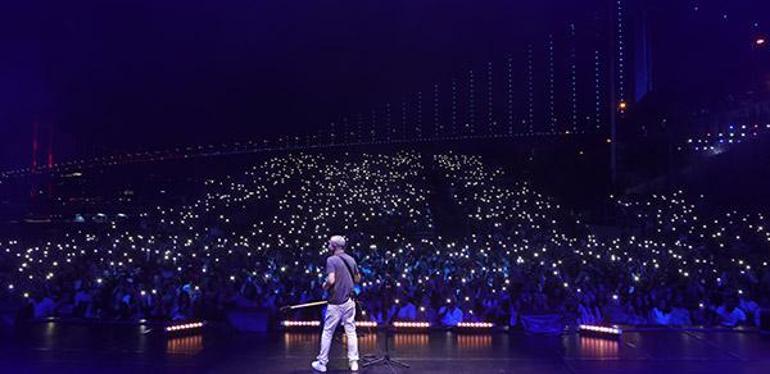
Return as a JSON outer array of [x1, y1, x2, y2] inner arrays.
[[32, 121, 39, 170], [48, 124, 54, 169], [756, 36, 767, 47]]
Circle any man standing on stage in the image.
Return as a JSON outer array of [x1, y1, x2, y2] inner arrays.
[[312, 235, 360, 372]]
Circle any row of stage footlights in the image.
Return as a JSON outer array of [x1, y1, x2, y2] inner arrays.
[[282, 320, 622, 337], [161, 320, 621, 340], [281, 320, 494, 329]]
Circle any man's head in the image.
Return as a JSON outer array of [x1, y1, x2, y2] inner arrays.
[[328, 235, 347, 253]]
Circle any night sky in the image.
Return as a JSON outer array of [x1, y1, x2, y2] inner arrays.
[[1, 0, 589, 169], [1, 0, 767, 169]]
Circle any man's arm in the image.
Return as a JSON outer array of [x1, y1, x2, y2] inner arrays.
[[322, 257, 335, 290], [323, 272, 336, 290]]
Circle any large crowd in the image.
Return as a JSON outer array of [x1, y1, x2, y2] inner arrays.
[[1, 151, 768, 328]]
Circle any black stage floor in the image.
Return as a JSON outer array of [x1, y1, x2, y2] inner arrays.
[[2, 323, 770, 374]]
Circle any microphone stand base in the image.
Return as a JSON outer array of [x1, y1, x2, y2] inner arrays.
[[362, 354, 410, 369]]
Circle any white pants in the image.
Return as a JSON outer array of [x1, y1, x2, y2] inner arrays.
[[316, 298, 359, 365]]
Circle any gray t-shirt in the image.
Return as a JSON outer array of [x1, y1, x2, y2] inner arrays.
[[326, 253, 358, 305]]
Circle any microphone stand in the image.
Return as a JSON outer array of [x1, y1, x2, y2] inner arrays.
[[361, 307, 410, 371]]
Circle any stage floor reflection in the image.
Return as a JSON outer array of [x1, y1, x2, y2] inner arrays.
[[2, 323, 770, 373]]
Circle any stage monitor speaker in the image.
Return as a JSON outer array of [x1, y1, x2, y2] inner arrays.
[[520, 314, 564, 335], [760, 309, 770, 333], [227, 310, 269, 332], [0, 306, 21, 330]]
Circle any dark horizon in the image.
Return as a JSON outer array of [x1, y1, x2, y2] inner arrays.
[[1, 0, 592, 169], [1, 0, 767, 170]]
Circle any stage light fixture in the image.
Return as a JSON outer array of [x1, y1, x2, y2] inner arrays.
[[579, 324, 623, 338], [393, 321, 431, 329], [281, 320, 321, 327], [456, 322, 494, 328], [165, 321, 205, 332]]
